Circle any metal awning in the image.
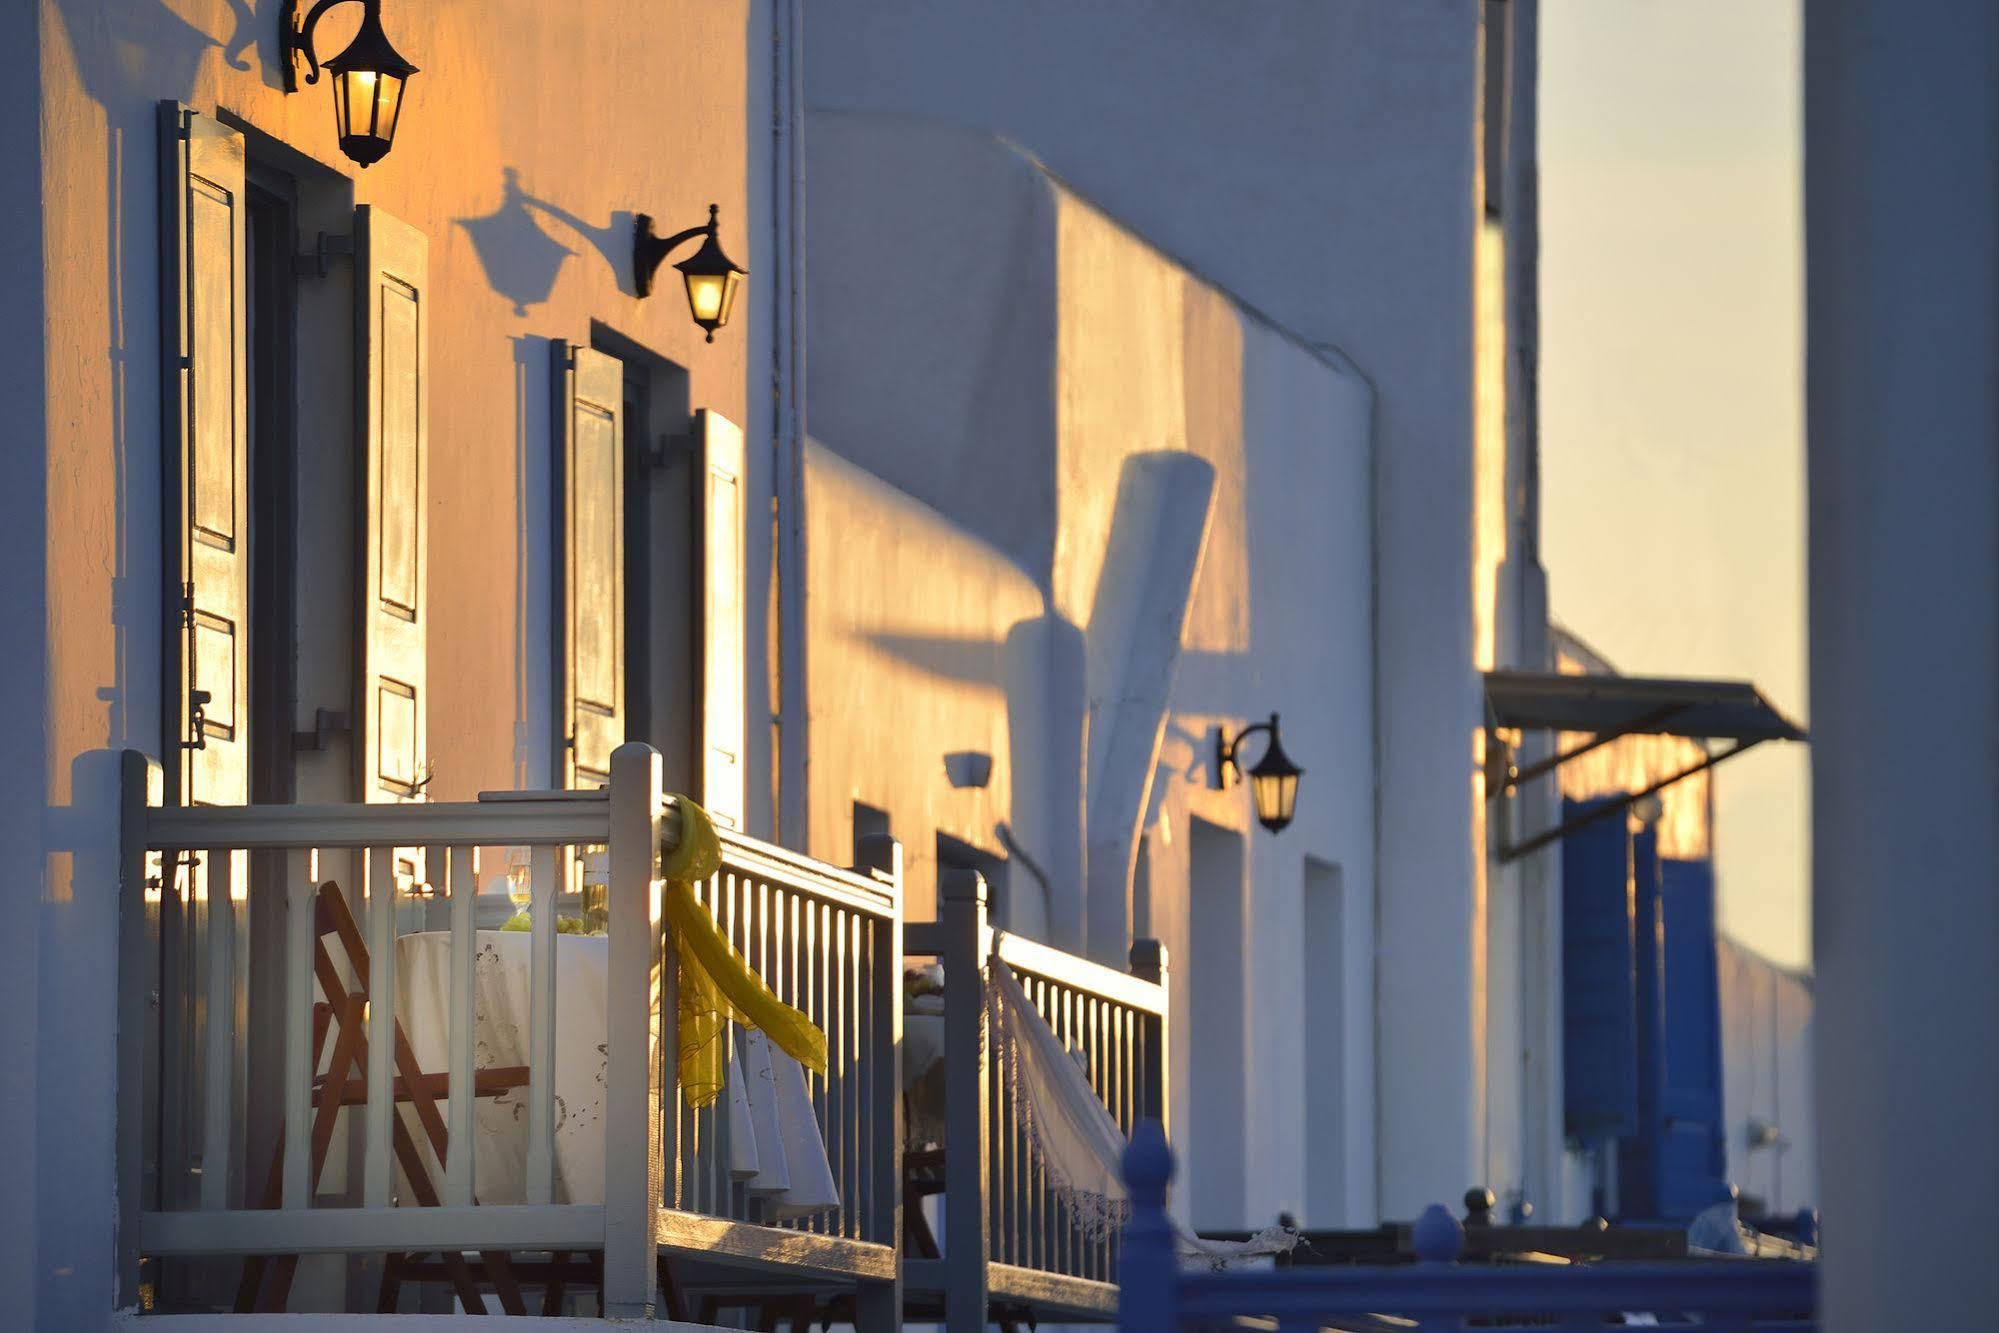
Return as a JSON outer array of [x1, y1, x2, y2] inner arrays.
[[1483, 670, 1808, 862], [1484, 671, 1807, 744]]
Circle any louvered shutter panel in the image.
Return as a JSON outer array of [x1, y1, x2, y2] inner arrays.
[[159, 103, 250, 807], [1560, 797, 1639, 1141], [554, 343, 626, 789], [1657, 856, 1729, 1220], [356, 206, 429, 802], [699, 409, 746, 829]]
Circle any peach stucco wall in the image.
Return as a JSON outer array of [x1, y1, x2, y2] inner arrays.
[[38, 0, 767, 809]]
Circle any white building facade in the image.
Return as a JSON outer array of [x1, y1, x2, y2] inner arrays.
[[801, 0, 1551, 1227], [0, 0, 1736, 1327]]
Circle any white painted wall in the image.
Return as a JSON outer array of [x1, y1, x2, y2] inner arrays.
[[1716, 936, 1815, 1218], [806, 0, 1490, 1220], [804, 115, 1378, 1225], [1805, 6, 1999, 1323]]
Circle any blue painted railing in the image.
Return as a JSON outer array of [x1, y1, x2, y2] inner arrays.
[[1117, 1120, 1817, 1331]]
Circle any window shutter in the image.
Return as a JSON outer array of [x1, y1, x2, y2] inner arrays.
[[1560, 797, 1639, 1142], [159, 102, 249, 807], [553, 343, 626, 789], [699, 408, 746, 829], [1657, 856, 1729, 1220], [355, 206, 429, 802]]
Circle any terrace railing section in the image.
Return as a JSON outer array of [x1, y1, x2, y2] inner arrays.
[[114, 743, 902, 1319], [1118, 1120, 1818, 1332], [905, 868, 1169, 1331]]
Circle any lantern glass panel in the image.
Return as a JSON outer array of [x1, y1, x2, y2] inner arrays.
[[686, 270, 728, 325], [1252, 770, 1299, 831], [715, 269, 743, 326], [332, 68, 406, 165]]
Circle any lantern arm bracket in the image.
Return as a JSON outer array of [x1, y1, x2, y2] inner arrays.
[[1214, 719, 1278, 787], [633, 210, 719, 299], [282, 0, 369, 93]]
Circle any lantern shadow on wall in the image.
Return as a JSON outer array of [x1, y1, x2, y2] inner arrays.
[[458, 169, 657, 314]]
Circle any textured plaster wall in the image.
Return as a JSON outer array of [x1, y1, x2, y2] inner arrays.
[[1716, 937, 1815, 1217], [803, 440, 1040, 922], [806, 0, 1487, 1219], [20, 3, 774, 1325], [805, 116, 1376, 1226]]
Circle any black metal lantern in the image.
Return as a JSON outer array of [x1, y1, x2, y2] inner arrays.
[[282, 0, 419, 168], [1217, 713, 1305, 834], [634, 205, 747, 342]]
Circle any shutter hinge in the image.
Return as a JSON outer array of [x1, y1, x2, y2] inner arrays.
[[293, 231, 354, 279], [179, 581, 195, 628]]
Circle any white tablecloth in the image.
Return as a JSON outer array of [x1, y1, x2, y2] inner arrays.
[[396, 931, 612, 1205], [394, 929, 838, 1216]]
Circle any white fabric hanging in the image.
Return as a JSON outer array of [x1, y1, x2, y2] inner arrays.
[[727, 1039, 761, 1181], [736, 1027, 841, 1217], [767, 1045, 841, 1218], [987, 950, 1295, 1268], [739, 1028, 793, 1196]]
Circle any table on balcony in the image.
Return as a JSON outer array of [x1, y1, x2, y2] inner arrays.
[[395, 930, 614, 1206], [395, 928, 837, 1216]]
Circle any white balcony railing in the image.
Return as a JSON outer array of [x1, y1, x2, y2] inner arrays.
[[115, 743, 902, 1321], [904, 869, 1169, 1330]]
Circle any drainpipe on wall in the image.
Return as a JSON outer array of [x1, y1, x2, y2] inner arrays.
[[1500, 0, 1563, 1223], [772, 0, 810, 852]]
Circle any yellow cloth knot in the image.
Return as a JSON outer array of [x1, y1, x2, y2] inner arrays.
[[660, 796, 829, 1108]]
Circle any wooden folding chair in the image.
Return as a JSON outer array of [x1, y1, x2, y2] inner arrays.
[[237, 880, 535, 1313]]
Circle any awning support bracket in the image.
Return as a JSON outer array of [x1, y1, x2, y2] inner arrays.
[[1495, 736, 1763, 864], [1494, 702, 1694, 792]]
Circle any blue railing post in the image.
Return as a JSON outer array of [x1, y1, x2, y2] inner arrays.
[[1120, 1118, 1177, 1331], [1411, 1202, 1465, 1332]]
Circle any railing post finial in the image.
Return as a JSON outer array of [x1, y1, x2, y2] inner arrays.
[[1130, 937, 1168, 983], [1412, 1202, 1465, 1264]]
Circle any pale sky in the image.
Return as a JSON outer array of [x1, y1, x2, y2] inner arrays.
[[1540, 0, 1810, 970]]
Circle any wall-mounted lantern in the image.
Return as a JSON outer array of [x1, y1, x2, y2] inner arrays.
[[281, 0, 420, 168], [1215, 712, 1304, 834], [634, 205, 746, 342]]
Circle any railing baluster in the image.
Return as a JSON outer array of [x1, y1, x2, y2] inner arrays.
[[806, 898, 823, 1235], [1063, 984, 1079, 1275], [846, 909, 862, 1239], [721, 869, 748, 1221], [200, 849, 237, 1211], [828, 905, 847, 1238], [282, 849, 315, 1209], [990, 989, 1006, 1263], [525, 842, 558, 1206], [445, 845, 477, 1207], [1094, 993, 1108, 1279], [857, 910, 874, 1241], [364, 845, 396, 1208], [775, 884, 795, 1229], [159, 852, 191, 1208], [1030, 974, 1043, 1272]]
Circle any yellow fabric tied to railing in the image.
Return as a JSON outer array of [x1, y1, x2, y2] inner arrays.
[[660, 796, 828, 1108]]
